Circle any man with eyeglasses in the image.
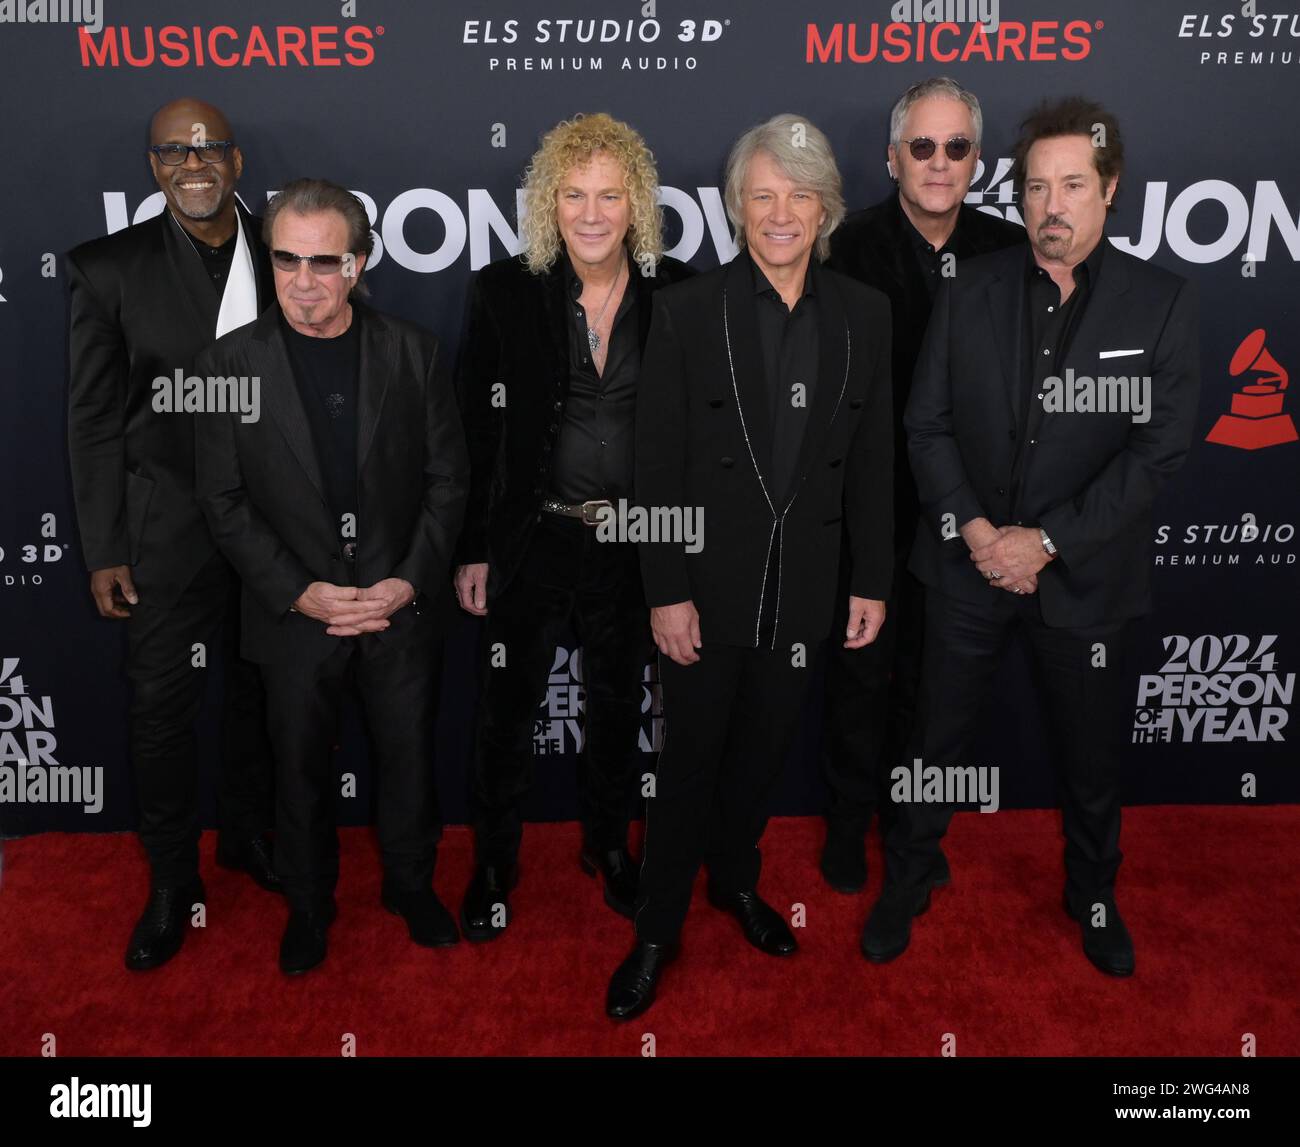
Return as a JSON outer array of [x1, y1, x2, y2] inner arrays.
[[818, 76, 1025, 896], [195, 179, 469, 974], [67, 97, 279, 972]]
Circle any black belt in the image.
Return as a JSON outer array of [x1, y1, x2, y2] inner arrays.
[[541, 498, 612, 526]]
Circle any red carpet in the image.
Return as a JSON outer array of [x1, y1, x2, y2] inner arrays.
[[1, 807, 1297, 1057]]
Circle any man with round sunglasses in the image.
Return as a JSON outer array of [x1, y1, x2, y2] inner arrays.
[[67, 97, 279, 972], [195, 179, 469, 974], [819, 76, 1026, 896]]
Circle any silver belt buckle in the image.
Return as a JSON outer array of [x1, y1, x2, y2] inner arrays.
[[580, 499, 612, 526]]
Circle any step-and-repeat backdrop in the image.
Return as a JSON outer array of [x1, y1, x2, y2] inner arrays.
[[1, 0, 1296, 838]]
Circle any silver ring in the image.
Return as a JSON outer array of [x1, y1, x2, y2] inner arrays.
[[990, 571, 1003, 580]]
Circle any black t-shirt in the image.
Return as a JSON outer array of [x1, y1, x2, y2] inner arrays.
[[281, 314, 361, 549]]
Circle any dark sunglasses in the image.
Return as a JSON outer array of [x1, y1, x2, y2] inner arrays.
[[270, 250, 350, 275], [900, 136, 973, 162], [150, 141, 233, 166]]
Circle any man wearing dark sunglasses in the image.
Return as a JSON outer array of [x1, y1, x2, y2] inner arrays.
[[819, 77, 1025, 896], [195, 179, 469, 974], [67, 97, 279, 972]]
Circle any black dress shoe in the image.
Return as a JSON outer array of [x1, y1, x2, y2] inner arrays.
[[707, 888, 798, 956], [216, 833, 284, 895], [606, 941, 677, 1020], [124, 879, 206, 971], [460, 863, 518, 942], [280, 903, 337, 975], [1065, 894, 1135, 977], [820, 819, 868, 893], [382, 886, 460, 948], [579, 845, 639, 918], [860, 882, 932, 963]]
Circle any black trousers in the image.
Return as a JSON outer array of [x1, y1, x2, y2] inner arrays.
[[125, 550, 273, 887], [260, 634, 444, 913], [634, 643, 819, 944], [885, 586, 1133, 906], [822, 540, 925, 833], [471, 514, 651, 866]]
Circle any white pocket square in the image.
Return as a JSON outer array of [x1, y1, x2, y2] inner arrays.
[[1099, 348, 1143, 359]]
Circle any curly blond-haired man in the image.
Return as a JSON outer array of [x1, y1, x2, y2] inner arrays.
[[454, 113, 694, 940]]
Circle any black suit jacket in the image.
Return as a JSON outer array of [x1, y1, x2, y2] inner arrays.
[[193, 302, 469, 665], [66, 204, 274, 607], [828, 194, 1025, 547], [454, 251, 695, 596], [906, 241, 1200, 627], [636, 255, 894, 650]]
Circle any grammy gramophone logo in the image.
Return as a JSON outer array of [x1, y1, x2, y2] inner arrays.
[[1206, 329, 1298, 451]]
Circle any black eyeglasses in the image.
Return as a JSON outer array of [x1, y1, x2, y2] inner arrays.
[[149, 141, 234, 166], [900, 136, 973, 162], [270, 250, 350, 275]]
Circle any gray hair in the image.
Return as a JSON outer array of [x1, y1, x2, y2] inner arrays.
[[263, 177, 374, 294], [723, 113, 845, 261], [889, 76, 983, 149]]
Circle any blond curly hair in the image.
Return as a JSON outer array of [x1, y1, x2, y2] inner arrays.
[[519, 112, 664, 274]]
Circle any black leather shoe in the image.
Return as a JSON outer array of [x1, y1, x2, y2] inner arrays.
[[707, 888, 797, 956], [820, 820, 868, 893], [861, 882, 932, 963], [460, 863, 518, 942], [124, 879, 206, 971], [1065, 894, 1135, 977], [383, 886, 460, 948], [606, 941, 677, 1020], [280, 903, 337, 975], [216, 833, 284, 895], [579, 845, 639, 919]]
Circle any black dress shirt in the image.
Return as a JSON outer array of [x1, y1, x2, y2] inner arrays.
[[549, 250, 640, 504], [195, 229, 238, 292], [281, 314, 361, 549], [1011, 235, 1108, 512], [901, 208, 956, 301], [750, 250, 820, 506]]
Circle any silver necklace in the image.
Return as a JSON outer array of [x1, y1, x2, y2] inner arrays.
[[585, 257, 627, 356]]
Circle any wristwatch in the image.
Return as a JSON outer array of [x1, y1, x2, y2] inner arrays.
[[1039, 528, 1057, 558]]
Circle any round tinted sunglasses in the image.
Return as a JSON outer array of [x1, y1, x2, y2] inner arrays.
[[899, 136, 973, 162]]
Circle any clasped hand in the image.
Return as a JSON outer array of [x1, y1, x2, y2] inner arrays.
[[961, 520, 1048, 595], [292, 578, 415, 636]]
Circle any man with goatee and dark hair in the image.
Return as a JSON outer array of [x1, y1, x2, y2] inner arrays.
[[67, 97, 279, 972], [864, 96, 1199, 977]]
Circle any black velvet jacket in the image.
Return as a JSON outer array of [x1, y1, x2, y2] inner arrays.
[[454, 250, 695, 596]]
